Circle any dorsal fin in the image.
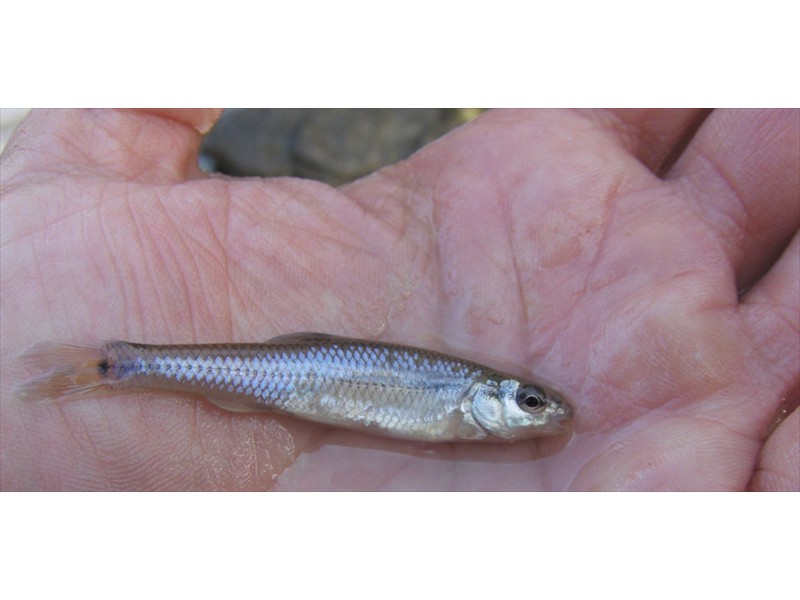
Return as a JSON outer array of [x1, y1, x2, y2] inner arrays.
[[266, 332, 347, 344]]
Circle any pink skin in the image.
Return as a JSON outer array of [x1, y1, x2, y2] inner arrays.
[[1, 108, 797, 491]]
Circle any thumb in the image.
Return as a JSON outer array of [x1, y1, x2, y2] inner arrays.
[[2, 109, 222, 185], [135, 108, 222, 136]]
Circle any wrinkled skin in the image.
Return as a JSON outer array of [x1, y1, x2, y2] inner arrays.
[[1, 108, 797, 491]]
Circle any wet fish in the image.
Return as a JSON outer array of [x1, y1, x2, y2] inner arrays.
[[15, 333, 574, 442]]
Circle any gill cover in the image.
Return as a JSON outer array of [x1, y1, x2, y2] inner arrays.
[[471, 379, 519, 439]]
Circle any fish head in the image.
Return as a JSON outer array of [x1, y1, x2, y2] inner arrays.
[[470, 377, 573, 440]]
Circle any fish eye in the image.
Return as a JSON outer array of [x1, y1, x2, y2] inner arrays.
[[516, 385, 547, 412]]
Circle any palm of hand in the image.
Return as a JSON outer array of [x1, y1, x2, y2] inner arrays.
[[1, 109, 797, 490]]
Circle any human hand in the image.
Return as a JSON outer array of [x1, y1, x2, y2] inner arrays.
[[1, 108, 797, 490]]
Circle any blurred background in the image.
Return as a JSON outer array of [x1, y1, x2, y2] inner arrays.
[[1, 109, 482, 185]]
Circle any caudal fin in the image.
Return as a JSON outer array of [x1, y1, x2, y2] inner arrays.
[[14, 342, 112, 404]]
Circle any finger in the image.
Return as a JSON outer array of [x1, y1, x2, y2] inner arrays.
[[748, 406, 800, 491], [666, 109, 800, 290], [740, 232, 800, 387], [577, 108, 710, 174], [1, 109, 222, 185]]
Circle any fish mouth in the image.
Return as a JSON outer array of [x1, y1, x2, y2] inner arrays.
[[549, 397, 574, 433], [544, 418, 571, 435], [547, 389, 574, 421]]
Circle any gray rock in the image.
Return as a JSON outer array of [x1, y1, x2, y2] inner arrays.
[[200, 108, 479, 185], [200, 108, 309, 177]]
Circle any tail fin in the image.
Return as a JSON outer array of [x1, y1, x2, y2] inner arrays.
[[14, 342, 112, 404]]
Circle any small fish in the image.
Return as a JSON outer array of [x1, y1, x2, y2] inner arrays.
[[14, 333, 573, 442]]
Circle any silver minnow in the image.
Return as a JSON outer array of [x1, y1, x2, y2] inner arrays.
[[15, 333, 574, 442]]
